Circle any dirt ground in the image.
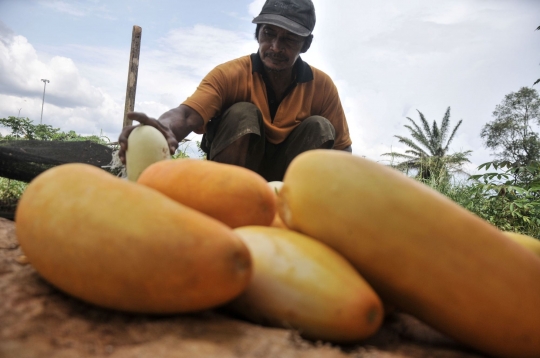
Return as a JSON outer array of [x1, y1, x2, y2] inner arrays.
[[0, 217, 488, 358]]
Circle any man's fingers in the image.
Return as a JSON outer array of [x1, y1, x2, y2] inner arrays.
[[118, 152, 126, 164], [127, 112, 165, 131], [167, 138, 178, 155], [118, 126, 134, 144], [118, 124, 138, 165], [127, 112, 154, 126], [124, 111, 179, 157]]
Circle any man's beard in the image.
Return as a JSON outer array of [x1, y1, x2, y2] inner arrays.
[[263, 64, 287, 73], [263, 52, 289, 73]]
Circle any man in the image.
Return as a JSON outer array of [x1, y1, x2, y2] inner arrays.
[[118, 0, 352, 181]]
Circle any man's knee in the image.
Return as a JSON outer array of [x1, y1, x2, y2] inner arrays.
[[211, 101, 262, 151], [223, 102, 259, 120], [207, 102, 264, 166], [301, 116, 336, 138], [294, 116, 336, 149]]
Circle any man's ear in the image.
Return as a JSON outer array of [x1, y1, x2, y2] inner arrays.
[[301, 35, 313, 53]]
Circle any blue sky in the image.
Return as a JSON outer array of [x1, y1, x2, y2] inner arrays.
[[0, 0, 539, 172], [0, 1, 253, 46]]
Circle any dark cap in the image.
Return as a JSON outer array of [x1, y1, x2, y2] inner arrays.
[[252, 0, 316, 37]]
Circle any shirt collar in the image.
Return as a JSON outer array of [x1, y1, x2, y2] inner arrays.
[[251, 52, 313, 83]]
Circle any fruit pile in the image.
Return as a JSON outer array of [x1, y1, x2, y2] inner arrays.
[[14, 139, 540, 358]]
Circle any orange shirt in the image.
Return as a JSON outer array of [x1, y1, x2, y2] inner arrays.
[[183, 53, 352, 150]]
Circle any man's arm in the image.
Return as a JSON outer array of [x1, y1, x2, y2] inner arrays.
[[315, 73, 352, 151], [118, 104, 204, 165]]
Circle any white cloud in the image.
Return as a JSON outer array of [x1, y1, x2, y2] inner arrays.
[[0, 25, 122, 137], [0, 21, 256, 143], [0, 28, 105, 108], [37, 0, 115, 20], [38, 0, 87, 17], [0, 17, 257, 147], [248, 0, 266, 18], [153, 25, 254, 77], [422, 2, 476, 25], [1, 0, 539, 173], [0, 91, 122, 137], [0, 33, 47, 96], [135, 25, 255, 113], [300, 0, 540, 172]]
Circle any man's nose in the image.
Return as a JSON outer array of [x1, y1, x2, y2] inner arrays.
[[270, 37, 284, 51]]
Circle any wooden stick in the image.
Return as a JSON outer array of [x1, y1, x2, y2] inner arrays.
[[122, 25, 142, 128]]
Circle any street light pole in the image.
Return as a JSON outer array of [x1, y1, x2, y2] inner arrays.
[[40, 79, 50, 124]]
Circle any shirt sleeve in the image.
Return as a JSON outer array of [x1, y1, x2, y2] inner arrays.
[[182, 66, 228, 134], [181, 56, 252, 134], [318, 76, 352, 150]]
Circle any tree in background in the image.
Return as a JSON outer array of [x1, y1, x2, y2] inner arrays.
[[480, 87, 540, 170], [0, 116, 109, 144], [469, 87, 540, 235], [383, 107, 471, 183]]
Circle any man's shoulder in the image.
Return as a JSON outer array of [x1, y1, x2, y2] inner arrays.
[[307, 64, 334, 84], [214, 55, 252, 72], [299, 63, 338, 93]]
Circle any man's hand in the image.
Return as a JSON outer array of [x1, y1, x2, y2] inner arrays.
[[118, 112, 179, 165]]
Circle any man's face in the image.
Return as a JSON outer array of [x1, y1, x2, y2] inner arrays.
[[258, 24, 306, 73]]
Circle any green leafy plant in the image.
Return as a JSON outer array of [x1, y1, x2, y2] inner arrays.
[[172, 140, 206, 160], [411, 159, 540, 239], [466, 161, 540, 238], [0, 177, 26, 219]]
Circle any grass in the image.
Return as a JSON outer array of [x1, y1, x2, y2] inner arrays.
[[0, 177, 26, 218], [0, 177, 26, 199]]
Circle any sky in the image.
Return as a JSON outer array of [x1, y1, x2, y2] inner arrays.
[[0, 0, 539, 174]]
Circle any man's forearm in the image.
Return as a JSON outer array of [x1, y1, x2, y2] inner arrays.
[[158, 105, 204, 143]]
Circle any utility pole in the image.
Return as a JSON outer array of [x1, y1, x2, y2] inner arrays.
[[122, 25, 142, 128], [40, 79, 50, 124]]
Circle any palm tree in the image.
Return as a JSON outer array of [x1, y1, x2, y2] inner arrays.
[[383, 107, 472, 182]]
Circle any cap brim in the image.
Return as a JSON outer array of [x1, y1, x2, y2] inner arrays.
[[252, 14, 311, 37]]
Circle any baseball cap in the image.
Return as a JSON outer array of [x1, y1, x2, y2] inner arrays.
[[252, 0, 316, 37]]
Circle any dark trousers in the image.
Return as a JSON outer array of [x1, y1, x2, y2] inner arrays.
[[201, 102, 336, 181]]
